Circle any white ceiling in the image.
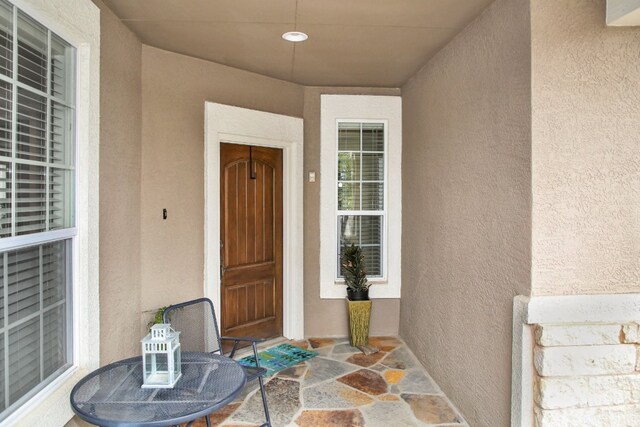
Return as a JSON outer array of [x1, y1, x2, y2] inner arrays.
[[102, 0, 495, 87]]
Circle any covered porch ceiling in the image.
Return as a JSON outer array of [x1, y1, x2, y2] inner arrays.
[[101, 0, 494, 87]]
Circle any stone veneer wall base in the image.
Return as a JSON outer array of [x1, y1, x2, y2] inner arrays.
[[513, 295, 640, 427]]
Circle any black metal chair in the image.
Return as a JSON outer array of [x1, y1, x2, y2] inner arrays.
[[163, 297, 271, 427]]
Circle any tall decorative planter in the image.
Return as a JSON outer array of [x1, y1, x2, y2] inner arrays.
[[347, 299, 372, 347], [341, 244, 372, 348]]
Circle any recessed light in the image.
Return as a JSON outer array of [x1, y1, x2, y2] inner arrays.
[[282, 31, 308, 42]]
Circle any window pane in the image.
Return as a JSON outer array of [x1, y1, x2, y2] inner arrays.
[[0, 80, 12, 157], [362, 123, 384, 152], [16, 87, 46, 162], [361, 245, 382, 276], [50, 34, 74, 103], [43, 304, 65, 378], [0, 255, 3, 328], [15, 163, 45, 235], [0, 0, 13, 78], [7, 245, 40, 323], [338, 215, 359, 247], [362, 182, 383, 210], [338, 215, 383, 278], [360, 216, 382, 245], [362, 153, 383, 181], [338, 122, 360, 151], [17, 11, 47, 93], [337, 182, 359, 210], [49, 167, 74, 230], [0, 161, 11, 237], [338, 152, 359, 181], [9, 316, 39, 404], [50, 102, 74, 165], [0, 332, 4, 411], [42, 241, 65, 307], [0, 240, 70, 415]]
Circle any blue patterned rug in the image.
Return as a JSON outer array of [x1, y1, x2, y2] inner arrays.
[[237, 343, 317, 376]]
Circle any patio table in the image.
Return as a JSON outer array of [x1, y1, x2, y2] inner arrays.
[[70, 352, 247, 427]]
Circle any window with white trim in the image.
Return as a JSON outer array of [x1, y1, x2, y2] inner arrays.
[[0, 0, 75, 420], [337, 121, 385, 278], [320, 95, 402, 299]]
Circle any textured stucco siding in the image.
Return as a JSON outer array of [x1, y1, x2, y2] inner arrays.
[[302, 87, 401, 338], [531, 0, 640, 296], [400, 0, 532, 425], [92, 0, 143, 364], [140, 46, 305, 329]]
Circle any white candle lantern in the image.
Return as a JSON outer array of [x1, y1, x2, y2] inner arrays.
[[141, 324, 182, 388]]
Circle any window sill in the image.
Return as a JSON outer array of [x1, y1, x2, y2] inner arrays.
[[321, 280, 401, 299], [2, 366, 87, 426]]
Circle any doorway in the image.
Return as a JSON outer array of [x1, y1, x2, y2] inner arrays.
[[204, 102, 304, 340], [220, 143, 283, 339]]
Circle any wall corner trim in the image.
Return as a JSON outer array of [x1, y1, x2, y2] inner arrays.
[[606, 0, 640, 26], [526, 294, 640, 324], [511, 295, 534, 427]]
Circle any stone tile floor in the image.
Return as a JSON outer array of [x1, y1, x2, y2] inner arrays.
[[190, 336, 468, 427]]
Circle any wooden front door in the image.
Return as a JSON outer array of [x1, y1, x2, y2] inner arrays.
[[220, 143, 283, 340]]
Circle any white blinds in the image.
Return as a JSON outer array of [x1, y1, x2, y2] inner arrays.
[[0, 2, 75, 239], [337, 122, 385, 277], [0, 0, 75, 420], [0, 241, 70, 411]]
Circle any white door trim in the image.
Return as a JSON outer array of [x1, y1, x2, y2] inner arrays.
[[204, 103, 304, 340]]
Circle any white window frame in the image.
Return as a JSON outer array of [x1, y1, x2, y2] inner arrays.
[[335, 119, 388, 280], [320, 95, 402, 299], [0, 0, 99, 426]]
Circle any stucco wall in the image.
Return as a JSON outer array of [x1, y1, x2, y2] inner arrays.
[[399, 0, 531, 425], [531, 0, 640, 296], [302, 87, 401, 338], [140, 46, 305, 330], [92, 0, 143, 364]]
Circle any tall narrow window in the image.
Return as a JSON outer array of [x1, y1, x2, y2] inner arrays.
[[320, 95, 401, 299], [0, 0, 75, 420], [337, 122, 385, 278]]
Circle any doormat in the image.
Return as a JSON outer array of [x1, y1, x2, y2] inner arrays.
[[237, 343, 318, 377]]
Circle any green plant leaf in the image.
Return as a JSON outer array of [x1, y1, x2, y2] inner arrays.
[[340, 244, 369, 291]]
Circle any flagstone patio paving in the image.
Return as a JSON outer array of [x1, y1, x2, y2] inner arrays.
[[189, 336, 468, 427]]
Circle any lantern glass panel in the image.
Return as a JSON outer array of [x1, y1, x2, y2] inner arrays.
[[173, 346, 181, 377], [144, 352, 170, 385], [154, 353, 169, 373]]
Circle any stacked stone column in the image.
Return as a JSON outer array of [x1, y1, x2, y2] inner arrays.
[[533, 323, 640, 426]]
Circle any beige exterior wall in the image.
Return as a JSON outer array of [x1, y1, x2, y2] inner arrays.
[[91, 0, 143, 364], [140, 46, 305, 330], [400, 0, 531, 425], [87, 15, 404, 349], [302, 87, 401, 338], [531, 0, 640, 296]]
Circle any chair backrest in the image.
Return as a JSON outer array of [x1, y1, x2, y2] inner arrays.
[[162, 298, 223, 354]]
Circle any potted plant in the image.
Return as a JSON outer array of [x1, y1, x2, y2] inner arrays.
[[147, 306, 169, 330], [146, 306, 181, 330], [341, 244, 370, 301], [341, 244, 372, 347]]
